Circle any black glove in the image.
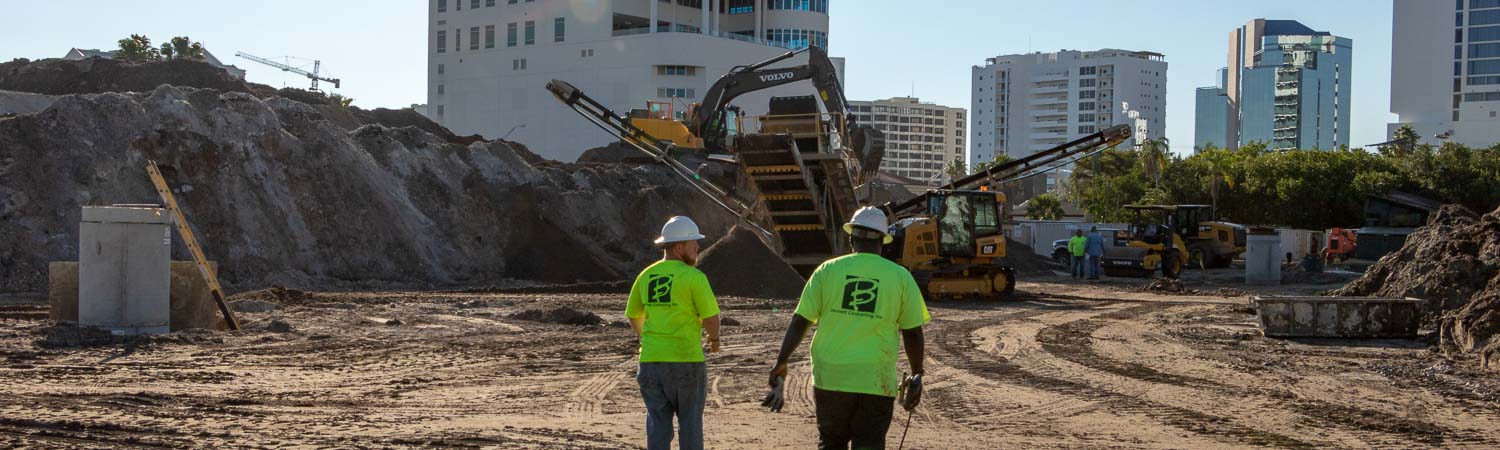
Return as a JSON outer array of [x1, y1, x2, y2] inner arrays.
[[761, 375, 786, 413], [898, 373, 922, 411]]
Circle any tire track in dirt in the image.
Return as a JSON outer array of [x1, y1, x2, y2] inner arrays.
[[929, 315, 1316, 448], [1034, 303, 1475, 447], [564, 357, 634, 415]]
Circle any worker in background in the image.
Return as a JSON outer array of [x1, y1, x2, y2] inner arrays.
[[1085, 226, 1106, 280], [1068, 229, 1087, 279], [765, 207, 929, 449], [626, 216, 722, 450]]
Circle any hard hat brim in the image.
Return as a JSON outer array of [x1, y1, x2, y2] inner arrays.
[[843, 223, 894, 244], [654, 233, 707, 245]]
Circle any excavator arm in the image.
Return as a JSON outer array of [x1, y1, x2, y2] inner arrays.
[[690, 46, 852, 152]]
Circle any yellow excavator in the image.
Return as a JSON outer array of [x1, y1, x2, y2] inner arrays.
[[879, 124, 1133, 298]]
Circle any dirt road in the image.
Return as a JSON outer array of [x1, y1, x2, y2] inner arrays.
[[1, 276, 1498, 448]]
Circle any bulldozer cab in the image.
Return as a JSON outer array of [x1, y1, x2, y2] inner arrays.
[[924, 190, 1003, 257], [1124, 205, 1209, 244]]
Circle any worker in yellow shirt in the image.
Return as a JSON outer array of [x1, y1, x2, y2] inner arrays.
[[764, 207, 929, 449], [626, 216, 722, 450]]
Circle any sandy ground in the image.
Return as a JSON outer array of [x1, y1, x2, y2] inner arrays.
[[1, 269, 1499, 449]]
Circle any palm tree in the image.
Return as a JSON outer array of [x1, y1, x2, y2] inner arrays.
[[1199, 147, 1236, 219], [169, 36, 206, 60], [1139, 137, 1171, 187], [944, 157, 967, 183], [1026, 193, 1064, 220]]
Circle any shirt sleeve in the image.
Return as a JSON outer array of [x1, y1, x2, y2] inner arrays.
[[691, 270, 720, 320], [897, 273, 931, 330], [625, 270, 647, 319], [793, 265, 825, 323]]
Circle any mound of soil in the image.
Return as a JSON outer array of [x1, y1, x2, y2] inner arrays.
[[577, 142, 644, 164], [0, 57, 256, 97], [1335, 205, 1499, 312], [696, 226, 805, 299], [34, 323, 125, 348], [232, 286, 311, 305], [510, 306, 604, 326], [1140, 277, 1194, 295], [1004, 238, 1058, 275]]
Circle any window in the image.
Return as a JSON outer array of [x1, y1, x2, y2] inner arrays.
[[469, 27, 480, 50], [455, 28, 461, 50], [470, 0, 479, 9], [729, 0, 755, 13], [436, 105, 445, 118], [555, 18, 566, 42], [1079, 101, 1096, 111], [525, 21, 535, 45], [507, 23, 517, 47], [509, 0, 517, 3], [1079, 78, 1096, 88], [437, 63, 445, 74], [1470, 59, 1500, 74], [437, 0, 447, 13], [767, 0, 828, 13], [1470, 75, 1500, 84], [436, 30, 447, 53], [1472, 43, 1500, 58], [1475, 26, 1500, 42], [1465, 91, 1500, 101], [580, 48, 594, 57], [1474, 9, 1500, 25], [657, 87, 695, 98], [437, 84, 445, 95], [485, 25, 495, 48], [1078, 90, 1096, 99], [1078, 125, 1096, 134], [486, 0, 495, 6], [512, 58, 527, 70], [1079, 66, 1097, 76], [657, 65, 696, 76], [1460, 12, 1467, 27], [1477, 0, 1500, 8], [1079, 113, 1096, 122]]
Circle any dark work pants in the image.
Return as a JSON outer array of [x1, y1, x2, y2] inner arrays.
[[813, 388, 895, 450], [637, 362, 708, 450]]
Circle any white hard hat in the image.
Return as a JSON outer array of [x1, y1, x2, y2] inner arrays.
[[654, 216, 706, 245], [843, 207, 893, 244]]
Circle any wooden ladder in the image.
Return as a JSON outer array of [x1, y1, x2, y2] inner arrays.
[[145, 161, 240, 331]]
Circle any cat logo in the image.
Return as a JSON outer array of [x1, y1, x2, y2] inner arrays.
[[981, 244, 998, 255]]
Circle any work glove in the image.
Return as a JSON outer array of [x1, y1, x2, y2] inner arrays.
[[761, 375, 786, 413], [898, 373, 922, 412]]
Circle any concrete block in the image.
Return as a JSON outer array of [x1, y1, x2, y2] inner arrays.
[[49, 261, 226, 331], [1252, 296, 1423, 338], [79, 205, 172, 335]]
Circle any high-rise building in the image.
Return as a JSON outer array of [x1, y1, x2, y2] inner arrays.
[[1196, 19, 1352, 151], [427, 0, 832, 161], [1194, 69, 1230, 150], [847, 97, 966, 185], [970, 49, 1167, 169], [1389, 0, 1500, 147]]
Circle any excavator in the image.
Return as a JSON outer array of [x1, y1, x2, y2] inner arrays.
[[546, 45, 883, 274], [878, 124, 1133, 298]]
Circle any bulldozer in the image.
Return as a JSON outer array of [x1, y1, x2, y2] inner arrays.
[[1101, 205, 1198, 278], [1187, 220, 1247, 269], [879, 125, 1134, 299]]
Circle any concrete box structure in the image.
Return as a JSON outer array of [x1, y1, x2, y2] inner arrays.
[[427, 0, 833, 161], [49, 262, 226, 331], [1245, 232, 1282, 284], [1388, 0, 1500, 148], [78, 206, 172, 335], [1253, 296, 1423, 338]]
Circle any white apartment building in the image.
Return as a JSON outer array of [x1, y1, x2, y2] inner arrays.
[[1389, 0, 1500, 147], [848, 97, 966, 185], [970, 49, 1168, 168], [427, 0, 832, 161]]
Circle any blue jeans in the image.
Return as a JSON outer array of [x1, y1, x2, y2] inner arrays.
[[1071, 255, 1085, 278], [637, 362, 708, 450], [1087, 254, 1102, 279]]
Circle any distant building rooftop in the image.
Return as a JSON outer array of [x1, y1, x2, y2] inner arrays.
[[63, 47, 247, 79]]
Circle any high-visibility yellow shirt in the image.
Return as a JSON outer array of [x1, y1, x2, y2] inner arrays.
[[1068, 235, 1088, 257], [793, 253, 930, 398], [626, 260, 721, 363]]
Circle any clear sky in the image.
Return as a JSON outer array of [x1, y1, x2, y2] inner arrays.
[[3, 0, 1394, 156]]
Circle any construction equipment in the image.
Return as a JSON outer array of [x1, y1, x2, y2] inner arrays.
[[547, 45, 882, 274], [1102, 205, 1200, 279], [879, 124, 1133, 298], [145, 161, 240, 331], [1324, 227, 1357, 263], [235, 52, 341, 92], [1187, 220, 1247, 269]]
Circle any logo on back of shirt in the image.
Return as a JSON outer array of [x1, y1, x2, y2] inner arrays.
[[841, 275, 879, 313], [647, 274, 674, 304]]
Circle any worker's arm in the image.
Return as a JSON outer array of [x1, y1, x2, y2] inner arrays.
[[702, 315, 721, 353], [629, 317, 645, 335], [901, 326, 925, 375], [768, 314, 812, 386]]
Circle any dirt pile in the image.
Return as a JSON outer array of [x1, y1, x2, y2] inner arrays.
[[510, 306, 604, 326], [1005, 238, 1058, 275], [0, 61, 735, 292], [696, 226, 805, 299], [33, 323, 122, 348], [1336, 204, 1500, 370], [0, 57, 256, 97], [1140, 277, 1194, 295]]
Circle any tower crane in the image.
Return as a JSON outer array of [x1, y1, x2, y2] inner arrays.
[[234, 52, 341, 92]]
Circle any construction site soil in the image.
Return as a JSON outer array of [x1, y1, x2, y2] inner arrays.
[[3, 274, 1500, 448], [0, 57, 739, 294]]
